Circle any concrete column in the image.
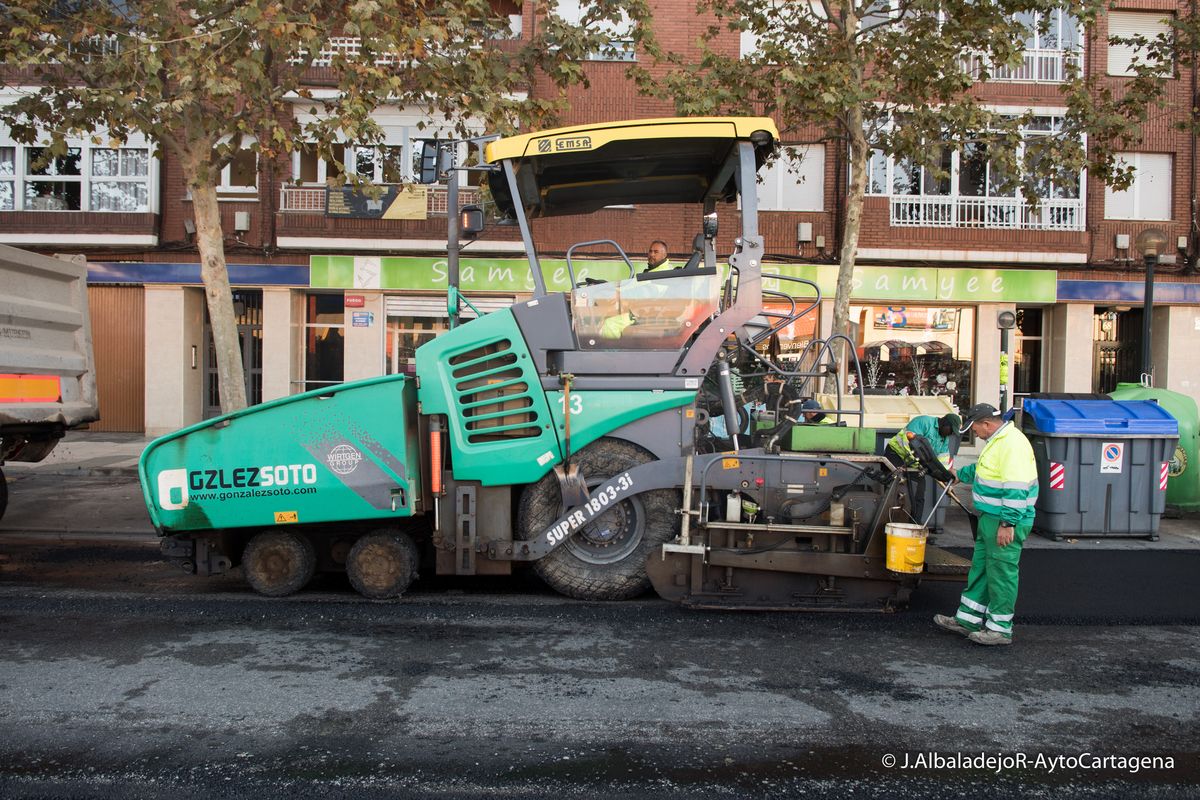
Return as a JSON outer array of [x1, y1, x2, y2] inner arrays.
[[819, 299, 835, 339], [261, 288, 294, 402], [974, 303, 1005, 407], [1156, 305, 1200, 404], [144, 286, 204, 437], [343, 291, 385, 382], [1048, 303, 1095, 393]]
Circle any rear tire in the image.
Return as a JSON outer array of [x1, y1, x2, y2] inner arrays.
[[517, 438, 677, 601], [346, 530, 420, 600], [242, 530, 316, 597]]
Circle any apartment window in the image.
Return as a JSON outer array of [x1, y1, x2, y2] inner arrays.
[[555, 0, 634, 61], [1104, 153, 1172, 220], [90, 147, 150, 211], [758, 145, 824, 212], [0, 147, 13, 210], [1108, 11, 1172, 77], [218, 148, 258, 192], [1016, 8, 1080, 51], [25, 147, 82, 210], [0, 130, 155, 212], [867, 115, 1086, 231], [352, 145, 406, 183]]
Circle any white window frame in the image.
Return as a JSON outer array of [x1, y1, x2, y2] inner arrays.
[[758, 144, 825, 212], [0, 129, 157, 213], [216, 145, 259, 195], [1108, 11, 1173, 78], [554, 0, 635, 61], [1104, 153, 1172, 221], [864, 110, 1086, 231], [89, 146, 151, 212]]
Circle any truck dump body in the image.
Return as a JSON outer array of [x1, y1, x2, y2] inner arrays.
[[140, 375, 421, 533], [0, 244, 97, 460]]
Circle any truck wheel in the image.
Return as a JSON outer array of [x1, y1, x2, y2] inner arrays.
[[346, 530, 419, 600], [242, 531, 316, 597], [517, 438, 677, 601]]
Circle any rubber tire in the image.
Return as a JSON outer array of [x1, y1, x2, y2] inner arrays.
[[242, 530, 316, 597], [346, 530, 420, 600], [0, 465, 7, 524], [517, 438, 678, 601]]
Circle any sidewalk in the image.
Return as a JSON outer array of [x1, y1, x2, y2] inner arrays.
[[3, 430, 150, 478], [4, 430, 1197, 551]]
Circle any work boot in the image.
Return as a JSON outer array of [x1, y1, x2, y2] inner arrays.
[[933, 614, 970, 636], [968, 630, 1013, 646]]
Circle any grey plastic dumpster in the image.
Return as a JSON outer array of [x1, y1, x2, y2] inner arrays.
[[1021, 399, 1179, 540]]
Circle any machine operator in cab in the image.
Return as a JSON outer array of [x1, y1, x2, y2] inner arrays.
[[600, 239, 677, 339]]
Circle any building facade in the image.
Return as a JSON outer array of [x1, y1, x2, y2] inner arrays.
[[2, 0, 1198, 436]]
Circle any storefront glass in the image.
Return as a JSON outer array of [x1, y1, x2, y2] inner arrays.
[[386, 316, 446, 376], [303, 294, 344, 390], [849, 304, 975, 410]]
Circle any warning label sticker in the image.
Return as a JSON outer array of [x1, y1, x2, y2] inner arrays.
[[1100, 442, 1124, 474]]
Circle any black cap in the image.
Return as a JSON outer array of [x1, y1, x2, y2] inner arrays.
[[800, 399, 822, 411], [961, 403, 1001, 432]]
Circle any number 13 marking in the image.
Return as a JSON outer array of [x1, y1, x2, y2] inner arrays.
[[558, 394, 583, 416]]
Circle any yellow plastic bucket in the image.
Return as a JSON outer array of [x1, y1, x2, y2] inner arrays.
[[885, 522, 927, 574]]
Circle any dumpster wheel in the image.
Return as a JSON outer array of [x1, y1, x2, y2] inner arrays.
[[517, 438, 677, 601], [242, 530, 317, 597], [346, 529, 419, 600]]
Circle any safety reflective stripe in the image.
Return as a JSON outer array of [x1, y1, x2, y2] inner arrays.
[[985, 619, 1012, 633], [956, 610, 984, 624], [975, 476, 1038, 492], [959, 595, 987, 613], [971, 492, 1037, 509], [988, 612, 1014, 621]]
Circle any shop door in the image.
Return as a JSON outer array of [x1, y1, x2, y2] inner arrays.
[[1092, 309, 1142, 393], [203, 290, 263, 418], [1013, 307, 1046, 403], [86, 285, 145, 432]]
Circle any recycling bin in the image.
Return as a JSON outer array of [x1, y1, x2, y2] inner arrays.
[[1108, 383, 1200, 512], [1022, 399, 1179, 540]]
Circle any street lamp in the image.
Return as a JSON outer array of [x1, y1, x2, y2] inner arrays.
[[1135, 227, 1168, 384]]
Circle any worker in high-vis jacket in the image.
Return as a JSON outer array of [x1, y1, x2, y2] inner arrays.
[[884, 413, 959, 534], [884, 413, 959, 468], [600, 240, 675, 339], [934, 403, 1039, 647]]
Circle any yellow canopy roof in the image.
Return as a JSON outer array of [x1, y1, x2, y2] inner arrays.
[[483, 117, 779, 219]]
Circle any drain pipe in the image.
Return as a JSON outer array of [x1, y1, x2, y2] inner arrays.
[[1190, 0, 1198, 274]]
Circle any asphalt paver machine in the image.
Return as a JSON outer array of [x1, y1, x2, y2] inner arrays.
[[140, 117, 968, 607]]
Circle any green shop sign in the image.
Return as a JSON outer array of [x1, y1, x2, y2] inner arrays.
[[310, 256, 1057, 303]]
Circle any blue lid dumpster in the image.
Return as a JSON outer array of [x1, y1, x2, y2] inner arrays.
[[1021, 399, 1179, 540]]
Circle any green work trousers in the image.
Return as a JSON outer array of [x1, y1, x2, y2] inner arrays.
[[953, 514, 1031, 638]]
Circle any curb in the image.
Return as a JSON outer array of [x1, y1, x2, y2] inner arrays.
[[4, 465, 140, 479], [0, 530, 158, 543]]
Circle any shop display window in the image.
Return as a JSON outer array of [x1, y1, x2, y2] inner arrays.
[[386, 316, 446, 376], [302, 294, 345, 390], [849, 304, 975, 410]]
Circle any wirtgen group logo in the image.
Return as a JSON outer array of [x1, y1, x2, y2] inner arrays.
[[327, 444, 363, 475], [158, 469, 189, 510]]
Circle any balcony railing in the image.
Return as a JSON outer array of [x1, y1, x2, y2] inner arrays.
[[961, 48, 1082, 83], [890, 195, 1085, 231], [279, 184, 481, 214]]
